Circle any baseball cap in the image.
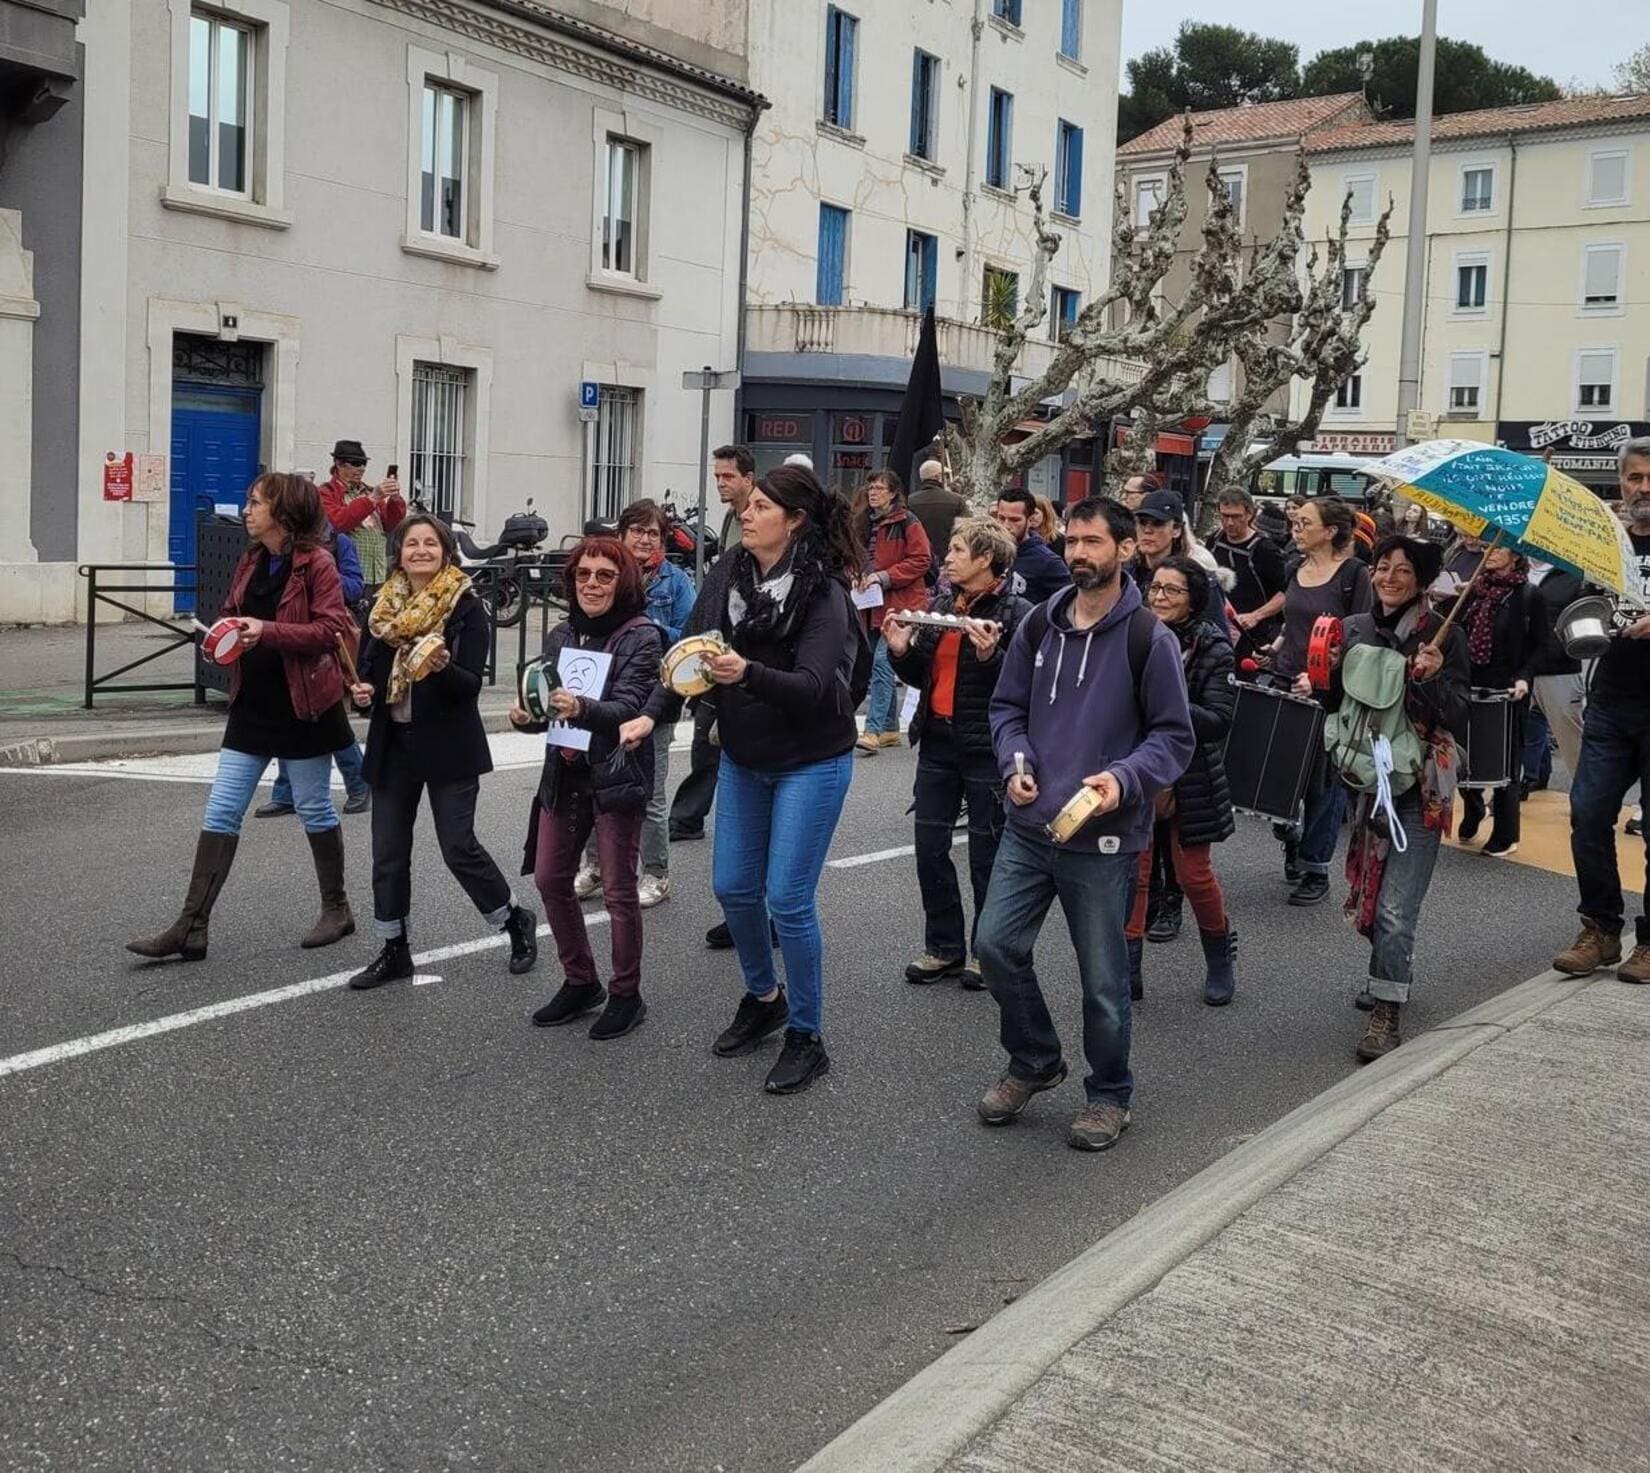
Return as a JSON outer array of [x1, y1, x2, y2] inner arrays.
[[1134, 488, 1185, 524]]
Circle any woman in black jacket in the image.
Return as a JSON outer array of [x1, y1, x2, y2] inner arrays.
[[1124, 557, 1239, 1005], [513, 537, 663, 1041], [346, 515, 538, 990], [885, 516, 1031, 988], [1456, 544, 1548, 857]]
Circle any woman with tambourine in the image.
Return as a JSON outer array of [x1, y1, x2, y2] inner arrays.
[[128, 473, 358, 962], [1270, 496, 1373, 906], [344, 514, 538, 991], [511, 537, 662, 1042]]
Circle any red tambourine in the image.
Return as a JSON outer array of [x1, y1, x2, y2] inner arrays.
[[1306, 615, 1343, 691], [201, 618, 247, 665]]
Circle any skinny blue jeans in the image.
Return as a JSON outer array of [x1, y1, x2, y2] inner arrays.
[[270, 742, 367, 806], [865, 632, 900, 736], [711, 752, 853, 1037], [204, 748, 338, 835]]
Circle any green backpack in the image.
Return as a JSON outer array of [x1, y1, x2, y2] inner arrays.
[[1323, 642, 1424, 796]]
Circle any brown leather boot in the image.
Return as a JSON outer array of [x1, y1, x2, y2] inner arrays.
[[126, 831, 239, 961], [1356, 1000, 1402, 1062], [1617, 943, 1650, 985], [301, 827, 355, 949], [1553, 919, 1621, 977]]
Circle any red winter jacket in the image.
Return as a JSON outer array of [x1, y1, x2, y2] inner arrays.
[[864, 509, 932, 631], [222, 545, 352, 720], [320, 475, 406, 536]]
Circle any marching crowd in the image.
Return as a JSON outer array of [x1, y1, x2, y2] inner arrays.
[[127, 436, 1650, 1152]]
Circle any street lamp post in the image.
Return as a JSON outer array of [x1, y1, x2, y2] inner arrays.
[[682, 366, 740, 585], [1395, 0, 1439, 448]]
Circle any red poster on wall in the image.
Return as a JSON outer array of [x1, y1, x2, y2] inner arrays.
[[103, 451, 134, 502]]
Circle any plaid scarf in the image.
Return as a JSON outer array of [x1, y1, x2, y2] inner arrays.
[[368, 564, 471, 705], [1463, 563, 1525, 667]]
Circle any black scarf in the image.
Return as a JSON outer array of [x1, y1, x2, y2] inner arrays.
[[570, 600, 636, 645], [723, 527, 834, 652], [247, 547, 291, 601]]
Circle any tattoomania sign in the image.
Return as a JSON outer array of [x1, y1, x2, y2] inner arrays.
[[1498, 420, 1650, 477]]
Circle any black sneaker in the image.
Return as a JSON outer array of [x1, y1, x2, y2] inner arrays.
[[531, 981, 606, 1027], [349, 938, 413, 991], [1288, 873, 1329, 907], [342, 789, 372, 815], [504, 905, 539, 975], [706, 919, 780, 951], [764, 1029, 830, 1094], [589, 992, 646, 1041], [1145, 896, 1182, 943], [712, 988, 789, 1057], [254, 800, 295, 819]]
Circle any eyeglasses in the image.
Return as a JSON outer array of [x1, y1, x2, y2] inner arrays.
[[625, 527, 662, 542], [339, 459, 367, 469], [1147, 583, 1188, 600], [575, 568, 618, 585]]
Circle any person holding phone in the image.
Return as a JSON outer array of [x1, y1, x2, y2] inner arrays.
[[345, 514, 538, 990]]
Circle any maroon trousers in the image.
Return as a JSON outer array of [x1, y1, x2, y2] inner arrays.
[[533, 793, 644, 995]]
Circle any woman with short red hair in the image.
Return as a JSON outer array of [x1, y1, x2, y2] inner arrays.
[[511, 537, 662, 1040]]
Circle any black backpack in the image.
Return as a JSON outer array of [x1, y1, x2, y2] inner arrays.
[[1018, 599, 1159, 718]]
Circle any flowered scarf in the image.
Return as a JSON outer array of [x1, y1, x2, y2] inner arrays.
[[1463, 563, 1526, 666], [368, 564, 471, 705]]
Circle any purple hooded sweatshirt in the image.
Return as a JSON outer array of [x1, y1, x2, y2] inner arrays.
[[989, 579, 1195, 854]]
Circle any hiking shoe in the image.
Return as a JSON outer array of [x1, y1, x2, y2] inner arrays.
[[1356, 1000, 1402, 1062], [1288, 873, 1329, 907], [1553, 920, 1621, 977], [574, 859, 602, 900], [876, 732, 902, 749], [1067, 1102, 1133, 1152], [637, 873, 671, 909], [712, 988, 789, 1057], [531, 981, 606, 1027], [1617, 944, 1650, 985], [763, 1029, 830, 1094], [977, 1063, 1068, 1125], [589, 992, 646, 1041], [854, 734, 880, 756], [959, 957, 986, 991], [904, 953, 964, 985]]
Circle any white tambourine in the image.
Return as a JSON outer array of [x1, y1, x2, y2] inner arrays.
[[661, 634, 730, 698], [198, 618, 246, 666]]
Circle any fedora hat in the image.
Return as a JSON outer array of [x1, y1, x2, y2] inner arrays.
[[331, 439, 368, 464]]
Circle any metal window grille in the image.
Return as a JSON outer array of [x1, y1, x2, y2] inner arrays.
[[410, 363, 469, 520], [592, 386, 641, 523]]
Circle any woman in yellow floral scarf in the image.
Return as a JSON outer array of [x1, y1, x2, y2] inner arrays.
[[347, 514, 539, 989]]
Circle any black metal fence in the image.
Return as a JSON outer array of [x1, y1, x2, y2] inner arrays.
[[78, 564, 206, 709]]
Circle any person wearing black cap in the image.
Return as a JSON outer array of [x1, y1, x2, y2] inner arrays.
[[320, 439, 406, 556]]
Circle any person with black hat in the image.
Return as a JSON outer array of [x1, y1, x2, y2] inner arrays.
[[320, 439, 405, 584]]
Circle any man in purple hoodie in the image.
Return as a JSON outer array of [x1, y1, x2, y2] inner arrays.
[[976, 496, 1195, 1152]]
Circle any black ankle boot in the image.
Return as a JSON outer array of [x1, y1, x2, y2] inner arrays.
[[349, 938, 413, 991], [504, 905, 538, 975]]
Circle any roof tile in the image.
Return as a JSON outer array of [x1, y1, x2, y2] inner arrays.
[[1306, 93, 1650, 152], [1118, 94, 1368, 156]]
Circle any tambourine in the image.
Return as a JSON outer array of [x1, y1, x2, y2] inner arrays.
[[1045, 785, 1103, 845], [518, 657, 561, 722], [661, 634, 729, 697], [199, 618, 246, 666], [1306, 615, 1343, 691], [406, 632, 448, 681]]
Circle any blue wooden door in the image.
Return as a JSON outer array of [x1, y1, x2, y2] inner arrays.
[[170, 385, 261, 611]]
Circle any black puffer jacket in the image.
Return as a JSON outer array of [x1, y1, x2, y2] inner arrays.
[[520, 614, 663, 874], [1168, 617, 1237, 846], [888, 582, 1033, 761]]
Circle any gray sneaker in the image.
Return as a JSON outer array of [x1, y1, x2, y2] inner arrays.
[[977, 1062, 1067, 1125], [1067, 1102, 1132, 1152]]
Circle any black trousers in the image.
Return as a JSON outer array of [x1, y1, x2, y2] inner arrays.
[[913, 719, 1004, 960], [370, 732, 511, 928], [668, 701, 720, 835]]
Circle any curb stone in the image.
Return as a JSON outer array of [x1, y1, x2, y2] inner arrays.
[[797, 969, 1596, 1473]]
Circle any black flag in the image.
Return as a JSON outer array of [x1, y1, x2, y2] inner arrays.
[[888, 305, 944, 488]]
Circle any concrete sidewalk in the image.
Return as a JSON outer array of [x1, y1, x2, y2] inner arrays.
[[802, 974, 1650, 1473]]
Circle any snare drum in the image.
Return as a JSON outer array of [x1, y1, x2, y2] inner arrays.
[[661, 634, 729, 698], [200, 618, 246, 666], [1461, 687, 1516, 789], [518, 657, 561, 722], [1045, 785, 1103, 844], [1222, 681, 1327, 824], [406, 633, 447, 681]]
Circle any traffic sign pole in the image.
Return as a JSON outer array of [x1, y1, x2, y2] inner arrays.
[[681, 367, 740, 585]]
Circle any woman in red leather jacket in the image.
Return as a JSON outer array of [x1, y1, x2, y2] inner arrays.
[[128, 473, 358, 963]]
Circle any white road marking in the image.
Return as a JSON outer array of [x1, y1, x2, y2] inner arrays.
[[829, 834, 965, 869], [411, 974, 443, 987]]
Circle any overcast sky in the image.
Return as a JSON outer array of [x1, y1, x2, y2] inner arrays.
[[1120, 1, 1646, 94]]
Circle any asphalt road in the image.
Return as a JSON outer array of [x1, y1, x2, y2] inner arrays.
[[0, 744, 1585, 1472]]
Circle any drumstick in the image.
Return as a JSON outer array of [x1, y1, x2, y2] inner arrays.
[[336, 633, 359, 686], [1429, 529, 1503, 649]]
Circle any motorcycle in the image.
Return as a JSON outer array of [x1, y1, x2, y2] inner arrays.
[[582, 493, 719, 573], [417, 499, 549, 627]]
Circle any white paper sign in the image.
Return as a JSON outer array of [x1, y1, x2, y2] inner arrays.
[[547, 647, 614, 753], [851, 581, 885, 611]]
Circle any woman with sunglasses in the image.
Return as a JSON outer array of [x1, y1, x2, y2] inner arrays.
[[512, 538, 662, 1041], [1126, 557, 1239, 1005]]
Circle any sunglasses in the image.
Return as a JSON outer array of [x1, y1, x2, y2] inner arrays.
[[575, 568, 618, 585]]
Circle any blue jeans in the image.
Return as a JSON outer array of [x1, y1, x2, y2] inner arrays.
[[1367, 787, 1443, 1004], [1522, 698, 1552, 787], [712, 752, 853, 1036], [204, 748, 338, 835], [270, 743, 366, 806], [865, 632, 899, 736], [1569, 698, 1650, 943], [976, 822, 1135, 1108], [1299, 770, 1347, 875]]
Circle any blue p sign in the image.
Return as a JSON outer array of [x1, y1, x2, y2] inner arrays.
[[579, 381, 600, 410]]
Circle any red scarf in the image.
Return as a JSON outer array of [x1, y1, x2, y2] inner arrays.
[[1463, 564, 1525, 667]]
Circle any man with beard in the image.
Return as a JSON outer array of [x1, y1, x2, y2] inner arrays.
[[1554, 437, 1650, 983], [975, 497, 1194, 1153]]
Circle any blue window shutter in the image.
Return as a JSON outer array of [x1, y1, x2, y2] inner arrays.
[[922, 233, 937, 310], [909, 52, 921, 154], [841, 14, 857, 129], [818, 205, 847, 305], [1004, 93, 1014, 185], [1061, 0, 1081, 58], [824, 10, 839, 123], [1066, 124, 1083, 215]]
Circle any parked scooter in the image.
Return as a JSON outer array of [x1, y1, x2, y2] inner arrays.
[[416, 498, 549, 626]]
